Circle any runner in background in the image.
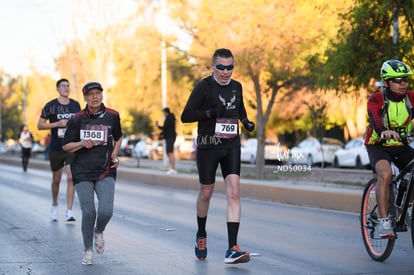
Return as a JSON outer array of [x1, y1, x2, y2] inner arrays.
[[37, 78, 81, 222]]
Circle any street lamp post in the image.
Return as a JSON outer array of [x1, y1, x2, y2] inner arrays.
[[23, 76, 27, 125], [160, 0, 168, 167], [0, 84, 2, 141], [161, 38, 167, 109]]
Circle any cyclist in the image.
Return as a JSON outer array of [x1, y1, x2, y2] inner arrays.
[[365, 59, 414, 238]]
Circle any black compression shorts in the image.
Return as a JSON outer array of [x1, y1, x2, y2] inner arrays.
[[196, 146, 241, 185], [366, 144, 414, 172]]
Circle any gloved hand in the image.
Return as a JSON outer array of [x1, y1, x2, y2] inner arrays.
[[205, 109, 217, 119], [242, 119, 255, 132]]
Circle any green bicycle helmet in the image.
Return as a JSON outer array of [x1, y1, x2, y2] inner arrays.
[[380, 59, 413, 80]]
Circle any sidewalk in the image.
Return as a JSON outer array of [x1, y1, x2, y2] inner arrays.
[[0, 154, 366, 213]]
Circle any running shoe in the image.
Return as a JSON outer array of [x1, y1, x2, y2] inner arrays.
[[407, 203, 413, 223], [195, 235, 207, 260], [81, 249, 95, 265], [224, 245, 250, 264], [166, 169, 177, 175], [50, 205, 58, 222], [95, 229, 105, 254], [378, 218, 395, 239], [65, 210, 76, 222]]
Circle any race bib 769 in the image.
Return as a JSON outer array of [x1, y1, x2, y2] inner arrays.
[[214, 118, 238, 139]]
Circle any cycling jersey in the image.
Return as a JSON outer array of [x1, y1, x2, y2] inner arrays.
[[365, 89, 414, 146]]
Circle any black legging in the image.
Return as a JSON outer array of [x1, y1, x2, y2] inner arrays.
[[21, 147, 31, 171]]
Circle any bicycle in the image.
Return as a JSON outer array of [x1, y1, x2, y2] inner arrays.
[[360, 137, 414, 261]]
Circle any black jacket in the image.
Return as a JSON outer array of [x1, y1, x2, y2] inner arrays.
[[158, 113, 176, 139]]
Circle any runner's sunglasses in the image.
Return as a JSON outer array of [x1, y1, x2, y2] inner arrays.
[[390, 77, 409, 84], [215, 64, 234, 71]]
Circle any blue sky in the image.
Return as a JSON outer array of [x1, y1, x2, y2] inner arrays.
[[0, 0, 136, 76]]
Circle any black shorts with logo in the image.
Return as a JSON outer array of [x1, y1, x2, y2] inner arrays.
[[196, 145, 241, 185]]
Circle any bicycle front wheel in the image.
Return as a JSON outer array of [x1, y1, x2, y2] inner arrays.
[[360, 178, 395, 261], [411, 204, 414, 249]]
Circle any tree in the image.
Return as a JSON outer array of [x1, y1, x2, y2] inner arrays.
[[54, 1, 197, 138], [172, 0, 351, 178], [0, 73, 22, 140], [128, 110, 153, 136], [308, 1, 414, 141], [312, 0, 414, 90]]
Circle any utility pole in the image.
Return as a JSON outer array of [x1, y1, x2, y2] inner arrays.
[[161, 39, 167, 108], [0, 80, 2, 141], [160, 0, 167, 109], [392, 1, 399, 59], [160, 0, 168, 167], [22, 76, 27, 125]]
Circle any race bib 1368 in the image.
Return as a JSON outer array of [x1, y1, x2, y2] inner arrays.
[[80, 124, 110, 146]]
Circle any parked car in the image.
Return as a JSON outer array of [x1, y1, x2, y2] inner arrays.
[[288, 137, 344, 166], [4, 139, 20, 154], [240, 138, 285, 164], [333, 138, 370, 169], [119, 136, 140, 157], [175, 135, 196, 160], [133, 139, 150, 158], [31, 142, 45, 153], [148, 140, 164, 160], [0, 142, 7, 154]]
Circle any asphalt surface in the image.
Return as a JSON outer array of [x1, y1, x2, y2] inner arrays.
[[4, 154, 409, 275], [4, 165, 413, 275], [0, 154, 370, 213]]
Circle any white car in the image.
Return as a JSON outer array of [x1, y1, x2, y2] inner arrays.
[[133, 140, 150, 158], [333, 138, 370, 169], [148, 140, 164, 160], [31, 142, 46, 153], [288, 137, 343, 166], [240, 138, 284, 164], [175, 135, 196, 160], [119, 136, 140, 157]]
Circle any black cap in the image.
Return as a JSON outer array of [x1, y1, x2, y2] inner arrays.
[[162, 107, 170, 113], [82, 81, 103, 95]]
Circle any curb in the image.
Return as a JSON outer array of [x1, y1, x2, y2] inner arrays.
[[0, 155, 363, 213]]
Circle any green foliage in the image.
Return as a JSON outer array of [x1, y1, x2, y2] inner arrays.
[[312, 0, 414, 90], [125, 110, 153, 136], [0, 75, 24, 140], [7, 0, 410, 154]]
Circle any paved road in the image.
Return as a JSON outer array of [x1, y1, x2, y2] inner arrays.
[[1, 163, 414, 274], [0, 154, 369, 213]]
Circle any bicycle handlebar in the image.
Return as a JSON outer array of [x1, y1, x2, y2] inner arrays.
[[379, 132, 414, 143]]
